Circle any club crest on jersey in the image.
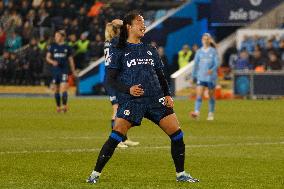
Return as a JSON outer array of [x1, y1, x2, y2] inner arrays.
[[127, 58, 154, 67], [124, 110, 130, 116], [159, 97, 166, 106], [147, 51, 152, 56]]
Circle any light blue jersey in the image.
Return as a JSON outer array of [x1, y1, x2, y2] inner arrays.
[[192, 47, 219, 83]]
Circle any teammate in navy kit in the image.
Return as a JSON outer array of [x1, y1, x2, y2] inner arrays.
[[46, 30, 76, 113], [87, 12, 199, 184], [104, 20, 139, 148]]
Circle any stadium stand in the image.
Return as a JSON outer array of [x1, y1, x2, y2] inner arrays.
[[1, 0, 283, 98], [230, 34, 284, 72], [0, 0, 185, 86]]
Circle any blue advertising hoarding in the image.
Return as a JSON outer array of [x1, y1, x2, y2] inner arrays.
[[210, 0, 282, 26]]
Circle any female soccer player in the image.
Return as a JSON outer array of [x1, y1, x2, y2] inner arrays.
[[86, 11, 199, 184], [104, 20, 139, 148], [46, 30, 76, 113], [190, 33, 219, 120]]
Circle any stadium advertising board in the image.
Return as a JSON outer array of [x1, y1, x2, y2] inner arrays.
[[210, 0, 282, 26]]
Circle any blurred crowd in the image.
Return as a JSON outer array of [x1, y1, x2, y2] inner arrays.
[[223, 35, 284, 74], [0, 0, 181, 85]]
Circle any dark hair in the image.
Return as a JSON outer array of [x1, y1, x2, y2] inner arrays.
[[117, 11, 141, 49]]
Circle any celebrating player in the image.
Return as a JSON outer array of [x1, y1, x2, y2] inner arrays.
[[104, 20, 139, 148], [190, 33, 219, 120], [46, 30, 76, 113], [86, 11, 199, 184]]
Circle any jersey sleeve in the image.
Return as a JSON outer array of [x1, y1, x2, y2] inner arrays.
[[108, 48, 122, 70], [192, 50, 200, 79], [47, 44, 53, 53], [151, 46, 164, 69]]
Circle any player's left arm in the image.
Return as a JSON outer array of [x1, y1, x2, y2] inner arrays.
[[67, 46, 77, 76], [208, 49, 219, 75], [152, 46, 173, 108], [156, 68, 173, 108], [68, 56, 76, 77]]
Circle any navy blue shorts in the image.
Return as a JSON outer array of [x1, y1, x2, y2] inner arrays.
[[116, 97, 174, 126], [197, 80, 216, 90], [52, 73, 68, 85], [105, 85, 118, 105]]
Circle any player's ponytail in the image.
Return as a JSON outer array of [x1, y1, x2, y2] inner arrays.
[[105, 23, 120, 42], [117, 11, 140, 49]]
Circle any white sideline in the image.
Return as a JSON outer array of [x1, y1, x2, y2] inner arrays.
[[1, 141, 283, 155], [2, 136, 284, 141]]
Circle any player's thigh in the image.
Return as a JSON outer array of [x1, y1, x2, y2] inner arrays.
[[196, 85, 205, 97], [159, 113, 181, 136], [113, 118, 132, 135], [52, 84, 60, 93]]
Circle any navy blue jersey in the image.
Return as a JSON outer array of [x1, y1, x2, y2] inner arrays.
[[104, 38, 119, 103], [48, 43, 72, 75], [104, 37, 118, 67], [108, 42, 164, 104]]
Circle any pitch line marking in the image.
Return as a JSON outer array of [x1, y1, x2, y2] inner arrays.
[[2, 136, 284, 141], [0, 141, 283, 155]]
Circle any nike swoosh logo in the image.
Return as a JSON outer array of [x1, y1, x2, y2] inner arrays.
[[125, 53, 130, 56]]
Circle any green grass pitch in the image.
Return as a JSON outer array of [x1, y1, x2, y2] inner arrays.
[[0, 97, 283, 189]]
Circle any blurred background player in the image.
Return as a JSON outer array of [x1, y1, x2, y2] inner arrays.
[[190, 33, 219, 121], [46, 30, 76, 113], [104, 19, 139, 148], [87, 11, 199, 184]]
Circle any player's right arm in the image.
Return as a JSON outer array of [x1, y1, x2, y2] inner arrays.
[[190, 50, 200, 84], [46, 48, 58, 66], [107, 69, 144, 97], [107, 49, 144, 97]]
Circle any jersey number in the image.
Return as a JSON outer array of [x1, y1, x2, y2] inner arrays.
[[104, 48, 111, 66]]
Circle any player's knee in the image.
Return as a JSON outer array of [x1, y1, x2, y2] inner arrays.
[[170, 129, 185, 155], [169, 129, 184, 143], [62, 91, 68, 96], [113, 125, 127, 135], [54, 87, 60, 93], [61, 86, 68, 92]]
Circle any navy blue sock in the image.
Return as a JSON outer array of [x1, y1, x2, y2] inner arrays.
[[54, 93, 61, 107], [170, 129, 185, 173], [94, 131, 126, 172], [62, 91, 68, 105], [110, 120, 127, 141]]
